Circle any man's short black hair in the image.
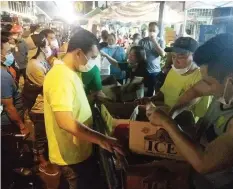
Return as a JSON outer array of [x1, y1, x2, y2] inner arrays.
[[149, 22, 158, 28], [133, 33, 140, 40], [40, 29, 55, 38], [194, 33, 233, 82], [1, 31, 13, 38], [1, 35, 9, 49], [67, 29, 98, 54], [30, 24, 40, 34], [101, 30, 108, 40], [109, 33, 116, 40]]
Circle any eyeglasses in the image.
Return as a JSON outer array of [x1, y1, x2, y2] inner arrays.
[[82, 51, 97, 61], [83, 53, 89, 61]]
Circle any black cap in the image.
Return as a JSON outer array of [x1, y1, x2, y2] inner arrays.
[[194, 33, 233, 66], [165, 37, 198, 53]]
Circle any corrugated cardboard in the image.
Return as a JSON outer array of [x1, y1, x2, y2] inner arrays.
[[102, 77, 145, 102], [129, 106, 184, 161], [100, 103, 135, 134]]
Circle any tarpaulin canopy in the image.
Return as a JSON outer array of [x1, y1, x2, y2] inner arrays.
[[90, 2, 185, 24], [84, 7, 102, 18]]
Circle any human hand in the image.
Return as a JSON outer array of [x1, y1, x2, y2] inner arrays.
[[99, 135, 125, 156], [150, 34, 157, 41], [20, 125, 30, 138], [134, 97, 151, 105], [146, 103, 174, 128]]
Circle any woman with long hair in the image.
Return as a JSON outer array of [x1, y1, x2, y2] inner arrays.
[[23, 34, 52, 110], [127, 45, 149, 84], [23, 33, 59, 177]]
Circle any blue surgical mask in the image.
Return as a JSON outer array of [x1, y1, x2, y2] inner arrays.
[[3, 53, 14, 66]]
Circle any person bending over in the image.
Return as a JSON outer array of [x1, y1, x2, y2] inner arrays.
[[43, 29, 124, 189], [147, 33, 233, 189], [137, 37, 211, 120]]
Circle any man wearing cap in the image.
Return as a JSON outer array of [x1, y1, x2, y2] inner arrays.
[[138, 37, 211, 120]]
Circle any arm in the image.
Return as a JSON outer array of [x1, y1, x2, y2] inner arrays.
[[163, 118, 233, 173], [47, 76, 124, 155], [1, 74, 28, 134], [101, 51, 119, 68], [54, 111, 107, 146], [2, 98, 25, 131], [91, 90, 107, 98], [170, 80, 213, 116], [54, 111, 123, 154], [135, 91, 164, 105], [150, 91, 164, 104], [151, 37, 166, 57]]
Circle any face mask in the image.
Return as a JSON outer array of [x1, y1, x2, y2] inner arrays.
[[78, 60, 95, 72], [50, 39, 59, 49], [3, 53, 14, 66], [41, 46, 52, 58], [218, 78, 233, 105], [172, 63, 193, 75]]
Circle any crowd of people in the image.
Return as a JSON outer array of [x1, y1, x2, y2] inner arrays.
[[1, 21, 233, 189]]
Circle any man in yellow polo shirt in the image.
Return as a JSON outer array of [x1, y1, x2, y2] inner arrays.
[[43, 29, 123, 189], [137, 37, 211, 120]]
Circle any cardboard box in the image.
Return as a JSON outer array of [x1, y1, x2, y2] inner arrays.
[[129, 106, 184, 161], [100, 103, 136, 134], [126, 160, 191, 189], [102, 77, 144, 102]]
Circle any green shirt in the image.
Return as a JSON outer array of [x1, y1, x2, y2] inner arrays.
[[81, 65, 102, 95]]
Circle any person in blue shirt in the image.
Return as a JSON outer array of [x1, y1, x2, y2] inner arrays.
[[102, 33, 126, 84], [139, 22, 165, 97]]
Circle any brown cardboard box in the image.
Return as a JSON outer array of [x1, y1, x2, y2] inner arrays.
[[100, 103, 136, 134], [126, 160, 191, 189], [129, 106, 184, 161], [102, 77, 145, 102], [101, 102, 137, 119]]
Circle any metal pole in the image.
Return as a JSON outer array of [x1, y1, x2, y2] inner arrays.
[[158, 1, 165, 39], [193, 23, 196, 40]]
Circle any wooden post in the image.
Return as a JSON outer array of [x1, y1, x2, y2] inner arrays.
[[158, 1, 165, 39]]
